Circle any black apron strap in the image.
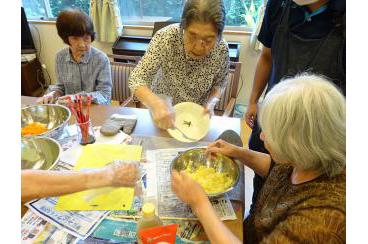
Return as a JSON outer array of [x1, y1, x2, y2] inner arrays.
[[279, 0, 292, 29]]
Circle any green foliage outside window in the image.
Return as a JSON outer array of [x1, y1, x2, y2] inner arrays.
[[23, 0, 264, 27], [49, 0, 90, 18], [141, 0, 183, 19], [225, 0, 263, 26], [22, 0, 47, 19]]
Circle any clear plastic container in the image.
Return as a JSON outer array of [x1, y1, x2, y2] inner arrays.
[[136, 203, 163, 244], [76, 119, 96, 145]]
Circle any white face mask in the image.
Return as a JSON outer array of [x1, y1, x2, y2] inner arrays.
[[292, 0, 319, 6]]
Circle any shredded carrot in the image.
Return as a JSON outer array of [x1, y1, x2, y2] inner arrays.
[[21, 122, 48, 136]]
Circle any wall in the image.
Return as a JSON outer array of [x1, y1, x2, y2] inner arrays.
[[29, 21, 261, 105]]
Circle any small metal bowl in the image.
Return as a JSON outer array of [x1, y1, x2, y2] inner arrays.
[[21, 137, 61, 170], [21, 104, 71, 139], [171, 148, 240, 197]]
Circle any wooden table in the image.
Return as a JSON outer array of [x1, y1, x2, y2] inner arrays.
[[21, 96, 247, 240]]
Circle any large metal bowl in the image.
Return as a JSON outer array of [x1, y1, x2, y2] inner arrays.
[[171, 148, 240, 197], [21, 137, 61, 170], [21, 104, 71, 139]]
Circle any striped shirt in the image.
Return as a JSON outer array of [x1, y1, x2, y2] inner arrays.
[[49, 46, 112, 105]]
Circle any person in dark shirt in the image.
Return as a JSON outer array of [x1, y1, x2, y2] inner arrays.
[[244, 0, 345, 210]]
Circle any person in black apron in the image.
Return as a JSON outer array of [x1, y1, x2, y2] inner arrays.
[[247, 0, 346, 215]]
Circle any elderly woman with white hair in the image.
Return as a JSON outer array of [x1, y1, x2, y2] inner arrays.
[[171, 74, 346, 243]]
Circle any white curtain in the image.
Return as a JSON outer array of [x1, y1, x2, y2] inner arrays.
[[250, 1, 267, 52], [90, 0, 122, 43]]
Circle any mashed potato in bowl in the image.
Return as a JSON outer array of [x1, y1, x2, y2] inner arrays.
[[186, 165, 234, 194], [171, 148, 240, 196]]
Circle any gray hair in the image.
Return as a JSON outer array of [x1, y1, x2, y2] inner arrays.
[[181, 0, 226, 37], [258, 73, 346, 177]]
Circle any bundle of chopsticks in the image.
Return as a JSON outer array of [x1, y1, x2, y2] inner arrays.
[[66, 95, 92, 144]]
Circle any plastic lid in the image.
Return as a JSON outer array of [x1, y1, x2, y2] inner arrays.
[[142, 203, 155, 218]]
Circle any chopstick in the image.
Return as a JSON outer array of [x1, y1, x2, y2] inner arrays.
[[86, 95, 91, 122], [67, 95, 93, 144]]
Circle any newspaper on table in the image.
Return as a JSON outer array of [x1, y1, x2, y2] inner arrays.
[[109, 196, 143, 220], [51, 160, 75, 171], [34, 222, 76, 244], [146, 148, 237, 221], [21, 129, 138, 242], [23, 160, 109, 240], [25, 197, 109, 240], [73, 218, 207, 244], [21, 161, 74, 243], [21, 210, 49, 243], [131, 134, 245, 203], [22, 210, 78, 244]]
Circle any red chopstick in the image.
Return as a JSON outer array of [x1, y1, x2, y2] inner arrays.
[[86, 95, 91, 122], [66, 94, 93, 144]]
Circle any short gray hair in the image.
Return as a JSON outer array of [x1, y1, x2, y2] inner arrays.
[[181, 0, 226, 37], [258, 73, 346, 177]]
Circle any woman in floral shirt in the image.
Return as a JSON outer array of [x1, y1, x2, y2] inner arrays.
[[129, 0, 230, 129]]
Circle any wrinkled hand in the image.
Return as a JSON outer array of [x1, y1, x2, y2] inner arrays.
[[56, 95, 73, 105], [57, 94, 89, 105], [206, 139, 239, 158], [150, 99, 175, 130], [104, 161, 139, 187], [203, 106, 214, 116], [244, 103, 257, 128], [203, 104, 215, 117], [38, 91, 57, 104], [171, 170, 207, 208]]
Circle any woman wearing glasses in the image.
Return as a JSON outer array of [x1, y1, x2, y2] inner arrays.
[[128, 0, 229, 129]]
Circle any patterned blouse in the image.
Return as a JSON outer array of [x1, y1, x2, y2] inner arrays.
[[128, 24, 230, 105], [49, 47, 112, 105], [245, 163, 346, 243]]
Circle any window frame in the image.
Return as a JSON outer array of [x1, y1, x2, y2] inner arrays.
[[23, 0, 257, 32], [42, 0, 53, 19]]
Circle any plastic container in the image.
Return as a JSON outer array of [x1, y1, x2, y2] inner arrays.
[[137, 203, 163, 244], [76, 119, 96, 145]]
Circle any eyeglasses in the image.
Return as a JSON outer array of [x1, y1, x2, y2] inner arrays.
[[183, 30, 218, 48]]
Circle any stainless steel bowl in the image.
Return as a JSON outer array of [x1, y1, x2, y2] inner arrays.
[[171, 148, 240, 197], [21, 137, 61, 170], [21, 104, 71, 139]]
